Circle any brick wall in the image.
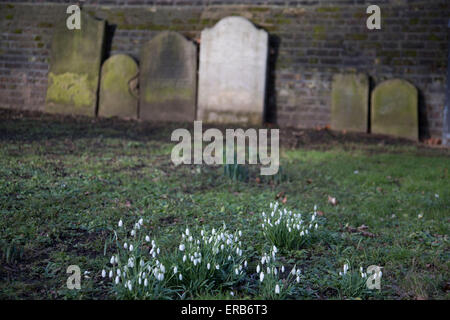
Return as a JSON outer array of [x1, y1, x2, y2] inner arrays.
[[0, 0, 448, 138]]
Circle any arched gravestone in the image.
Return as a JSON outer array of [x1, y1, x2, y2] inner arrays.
[[331, 73, 369, 133], [197, 17, 268, 125], [98, 54, 138, 119], [139, 31, 197, 122], [45, 12, 105, 117], [371, 79, 418, 140]]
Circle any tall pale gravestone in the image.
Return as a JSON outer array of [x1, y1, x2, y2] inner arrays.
[[98, 54, 138, 119], [45, 12, 105, 116], [197, 17, 268, 125], [371, 79, 418, 140], [331, 73, 369, 133], [139, 31, 197, 122]]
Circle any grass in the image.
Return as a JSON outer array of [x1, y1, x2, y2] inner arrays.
[[0, 109, 449, 299]]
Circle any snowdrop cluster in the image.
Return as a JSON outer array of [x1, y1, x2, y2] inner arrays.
[[334, 262, 373, 299], [100, 218, 171, 299], [261, 202, 320, 250], [173, 224, 248, 293], [256, 245, 301, 299]]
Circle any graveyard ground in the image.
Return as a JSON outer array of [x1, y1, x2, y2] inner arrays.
[[0, 108, 448, 300]]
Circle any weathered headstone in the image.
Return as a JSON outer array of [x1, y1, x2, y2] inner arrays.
[[197, 16, 268, 125], [331, 73, 369, 133], [371, 79, 418, 140], [98, 54, 138, 119], [139, 31, 197, 122], [45, 12, 105, 117]]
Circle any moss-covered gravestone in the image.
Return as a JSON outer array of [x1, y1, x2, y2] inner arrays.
[[45, 12, 105, 117], [371, 79, 418, 140], [331, 73, 369, 133], [98, 55, 138, 119], [139, 31, 197, 122]]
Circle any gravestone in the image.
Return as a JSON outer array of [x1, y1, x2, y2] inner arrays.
[[139, 31, 197, 122], [371, 79, 418, 140], [197, 16, 268, 125], [331, 73, 369, 133], [98, 54, 138, 119], [45, 12, 105, 116]]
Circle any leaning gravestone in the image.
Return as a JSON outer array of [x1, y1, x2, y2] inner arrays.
[[45, 12, 105, 117], [98, 54, 138, 119], [197, 17, 268, 125], [371, 79, 418, 140], [331, 73, 369, 133], [139, 31, 197, 122]]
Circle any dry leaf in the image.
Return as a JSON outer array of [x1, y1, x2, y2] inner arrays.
[[328, 195, 338, 206]]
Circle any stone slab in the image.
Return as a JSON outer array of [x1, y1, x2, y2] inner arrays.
[[197, 16, 268, 125]]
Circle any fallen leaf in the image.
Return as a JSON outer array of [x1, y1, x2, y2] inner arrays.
[[317, 210, 325, 216], [328, 195, 338, 206], [282, 196, 287, 204]]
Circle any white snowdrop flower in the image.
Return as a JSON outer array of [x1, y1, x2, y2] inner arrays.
[[145, 235, 150, 242], [339, 271, 343, 276], [160, 264, 165, 273], [139, 218, 143, 225], [151, 240, 156, 247], [239, 230, 242, 237], [300, 231, 304, 236], [129, 244, 134, 251], [173, 266, 178, 274], [152, 251, 156, 258], [207, 263, 211, 270], [115, 276, 120, 284], [127, 280, 132, 291], [140, 260, 144, 267], [274, 267, 278, 275], [183, 255, 187, 262], [315, 223, 318, 230], [215, 264, 220, 270], [230, 291, 234, 297], [144, 278, 148, 287], [110, 256, 115, 265], [109, 270, 113, 278], [235, 268, 239, 275], [291, 267, 296, 275], [267, 266, 271, 274], [260, 272, 265, 282], [220, 244, 224, 250], [244, 261, 248, 268], [256, 264, 261, 273], [157, 248, 160, 254], [101, 270, 106, 278], [435, 194, 439, 198], [185, 228, 190, 236], [124, 242, 128, 249], [228, 255, 231, 261], [117, 269, 121, 276], [281, 266, 285, 273], [158, 273, 164, 281], [118, 220, 123, 228], [212, 228, 216, 234], [296, 276, 300, 283], [179, 274, 183, 281], [360, 267, 363, 273], [193, 259, 198, 266], [138, 277, 142, 285], [379, 271, 382, 278], [131, 229, 136, 237], [374, 272, 377, 280], [275, 284, 280, 294], [305, 230, 309, 235], [179, 244, 185, 251]]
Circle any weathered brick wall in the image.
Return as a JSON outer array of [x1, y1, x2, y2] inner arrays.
[[0, 1, 448, 138]]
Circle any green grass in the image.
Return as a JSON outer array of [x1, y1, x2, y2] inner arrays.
[[0, 110, 448, 299]]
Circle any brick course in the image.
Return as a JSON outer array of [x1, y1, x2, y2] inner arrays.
[[0, 0, 448, 138]]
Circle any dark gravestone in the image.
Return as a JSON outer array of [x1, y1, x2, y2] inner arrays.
[[331, 73, 369, 133], [45, 12, 105, 116], [371, 79, 418, 140], [98, 54, 138, 119], [139, 31, 197, 122]]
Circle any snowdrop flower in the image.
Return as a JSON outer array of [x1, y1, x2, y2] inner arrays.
[[140, 260, 144, 267], [235, 268, 239, 275], [109, 270, 113, 278], [183, 255, 187, 262], [260, 272, 265, 282], [179, 244, 185, 251], [275, 284, 280, 294], [144, 278, 148, 287], [244, 261, 248, 268], [267, 266, 271, 274], [139, 218, 143, 225], [239, 231, 242, 237], [127, 280, 132, 291], [291, 267, 296, 275], [315, 223, 318, 230], [230, 291, 234, 297], [145, 235, 150, 242], [129, 244, 134, 251], [296, 276, 300, 283], [179, 274, 183, 281], [173, 266, 178, 274], [185, 228, 190, 236], [117, 269, 121, 276], [157, 248, 160, 254], [110, 256, 115, 265], [281, 266, 285, 273], [101, 270, 106, 278], [118, 220, 123, 228], [131, 230, 136, 236], [207, 263, 211, 270], [124, 242, 128, 249], [115, 276, 120, 284]]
